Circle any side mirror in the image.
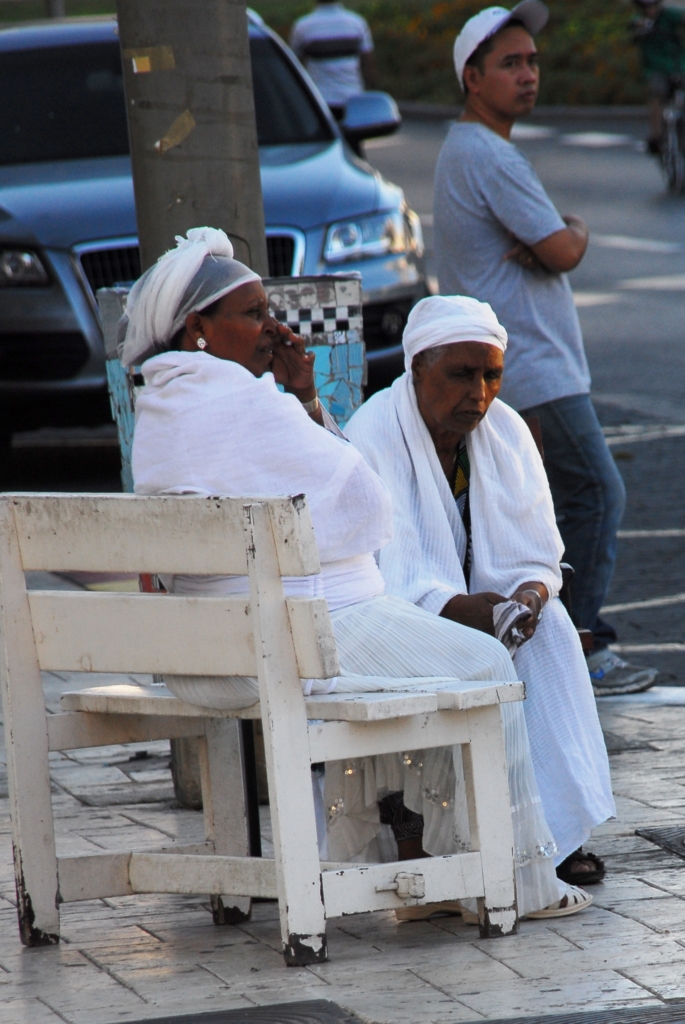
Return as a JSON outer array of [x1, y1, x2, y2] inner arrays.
[[340, 92, 402, 142]]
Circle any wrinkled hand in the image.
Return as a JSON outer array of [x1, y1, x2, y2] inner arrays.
[[510, 588, 544, 641], [504, 235, 547, 272], [441, 592, 508, 636], [270, 323, 316, 397]]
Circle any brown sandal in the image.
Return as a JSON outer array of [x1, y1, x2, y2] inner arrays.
[[556, 847, 605, 886]]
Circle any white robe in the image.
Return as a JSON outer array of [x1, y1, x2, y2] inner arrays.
[[346, 374, 616, 863], [131, 351, 560, 912]]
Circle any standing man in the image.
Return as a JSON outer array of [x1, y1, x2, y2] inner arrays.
[[433, 2, 657, 695], [290, 1, 376, 119]]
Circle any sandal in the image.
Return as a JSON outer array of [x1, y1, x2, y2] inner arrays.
[[525, 883, 592, 919], [556, 847, 606, 886]]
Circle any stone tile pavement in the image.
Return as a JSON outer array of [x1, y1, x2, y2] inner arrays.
[[1, 676, 685, 1024]]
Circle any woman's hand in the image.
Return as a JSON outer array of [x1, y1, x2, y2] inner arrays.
[[270, 323, 316, 398], [441, 592, 508, 636], [510, 582, 548, 641]]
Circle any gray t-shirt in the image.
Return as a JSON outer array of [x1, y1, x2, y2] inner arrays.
[[434, 122, 590, 411]]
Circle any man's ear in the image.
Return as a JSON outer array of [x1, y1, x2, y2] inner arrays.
[[462, 64, 482, 97], [411, 353, 425, 382]]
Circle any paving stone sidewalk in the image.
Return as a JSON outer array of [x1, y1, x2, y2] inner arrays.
[[1, 674, 685, 1024]]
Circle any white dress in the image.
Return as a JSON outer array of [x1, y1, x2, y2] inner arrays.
[[346, 373, 616, 865], [132, 350, 560, 914]]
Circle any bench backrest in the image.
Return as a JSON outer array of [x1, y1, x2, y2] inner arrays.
[[0, 493, 340, 681]]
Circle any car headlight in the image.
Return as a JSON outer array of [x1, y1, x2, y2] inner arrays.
[[324, 211, 408, 263], [0, 249, 49, 287], [404, 208, 425, 258]]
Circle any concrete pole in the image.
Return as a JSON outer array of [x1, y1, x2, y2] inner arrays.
[[114, 0, 268, 815], [115, 0, 268, 274]]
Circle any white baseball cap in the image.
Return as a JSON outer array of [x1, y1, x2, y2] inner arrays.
[[453, 1, 549, 90]]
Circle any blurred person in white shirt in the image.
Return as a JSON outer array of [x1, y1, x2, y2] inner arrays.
[[290, 1, 376, 118]]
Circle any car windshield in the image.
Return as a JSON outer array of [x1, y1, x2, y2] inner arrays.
[[0, 32, 333, 166], [0, 42, 129, 165], [250, 35, 333, 146]]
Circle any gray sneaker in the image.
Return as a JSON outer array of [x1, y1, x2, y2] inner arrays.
[[587, 648, 659, 697]]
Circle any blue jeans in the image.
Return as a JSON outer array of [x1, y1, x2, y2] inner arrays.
[[519, 394, 626, 645]]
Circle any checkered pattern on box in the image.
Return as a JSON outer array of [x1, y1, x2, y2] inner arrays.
[[274, 305, 363, 336]]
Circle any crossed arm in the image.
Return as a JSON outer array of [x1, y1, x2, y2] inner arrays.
[[505, 215, 589, 274]]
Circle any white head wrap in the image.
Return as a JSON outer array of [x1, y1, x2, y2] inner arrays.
[[402, 295, 508, 372], [118, 227, 262, 366]]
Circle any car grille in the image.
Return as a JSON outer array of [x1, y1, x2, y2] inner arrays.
[[0, 333, 90, 381], [79, 246, 142, 293], [266, 235, 296, 277], [78, 237, 297, 295]]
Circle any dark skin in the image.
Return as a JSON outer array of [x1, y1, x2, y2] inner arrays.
[[179, 280, 324, 425], [461, 25, 589, 275], [412, 342, 547, 638]]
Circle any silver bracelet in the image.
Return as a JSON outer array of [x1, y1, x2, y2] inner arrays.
[[301, 395, 319, 413]]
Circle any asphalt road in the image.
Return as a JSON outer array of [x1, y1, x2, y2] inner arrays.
[[3, 113, 684, 682], [369, 114, 685, 683]]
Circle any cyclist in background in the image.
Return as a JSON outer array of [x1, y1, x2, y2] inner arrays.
[[290, 1, 377, 120], [631, 0, 685, 153]]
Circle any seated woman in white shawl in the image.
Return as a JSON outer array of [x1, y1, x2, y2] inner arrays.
[[346, 295, 615, 893], [121, 227, 591, 920]]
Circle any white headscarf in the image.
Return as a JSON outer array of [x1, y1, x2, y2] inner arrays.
[[402, 294, 508, 372], [118, 227, 262, 367]]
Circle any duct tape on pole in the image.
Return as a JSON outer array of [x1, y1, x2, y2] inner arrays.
[[115, 0, 268, 275]]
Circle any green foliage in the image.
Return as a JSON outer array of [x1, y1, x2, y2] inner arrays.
[[0, 1, 116, 25], [1, 0, 646, 103], [252, 0, 647, 105]]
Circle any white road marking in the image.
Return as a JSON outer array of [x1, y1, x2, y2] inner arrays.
[[594, 393, 685, 422], [618, 529, 685, 538], [611, 643, 685, 653], [600, 685, 685, 704], [364, 135, 406, 149], [602, 424, 685, 446], [620, 273, 685, 289], [511, 124, 556, 141], [574, 292, 621, 308], [561, 132, 634, 148], [592, 234, 683, 254], [603, 592, 685, 614]]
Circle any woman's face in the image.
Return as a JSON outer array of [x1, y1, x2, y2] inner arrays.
[[183, 281, 278, 377], [412, 342, 504, 439]]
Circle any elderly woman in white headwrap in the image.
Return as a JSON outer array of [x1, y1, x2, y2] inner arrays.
[[346, 295, 616, 894], [122, 229, 590, 920]]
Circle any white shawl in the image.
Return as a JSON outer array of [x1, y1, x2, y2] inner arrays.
[[345, 373, 563, 613], [133, 351, 393, 564]]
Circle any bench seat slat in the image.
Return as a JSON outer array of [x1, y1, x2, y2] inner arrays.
[[59, 677, 523, 727]]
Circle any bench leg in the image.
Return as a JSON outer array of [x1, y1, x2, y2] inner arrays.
[[199, 719, 251, 924], [0, 505, 59, 945], [463, 704, 518, 938], [245, 503, 327, 966]]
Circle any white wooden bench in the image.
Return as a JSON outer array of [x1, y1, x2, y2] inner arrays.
[[0, 492, 523, 966]]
